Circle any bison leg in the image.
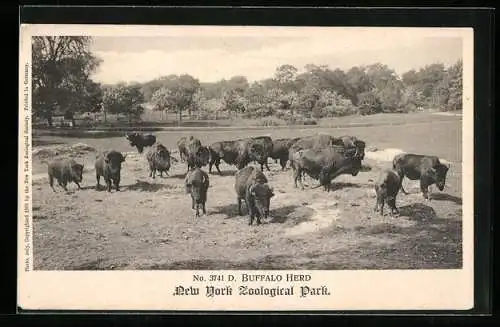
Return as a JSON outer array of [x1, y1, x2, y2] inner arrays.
[[388, 197, 399, 216], [374, 191, 380, 213], [195, 203, 200, 217], [265, 161, 271, 172], [399, 177, 409, 195], [237, 197, 243, 216], [202, 202, 207, 215], [256, 214, 262, 225], [279, 159, 287, 171], [192, 197, 195, 210], [248, 211, 255, 226], [75, 182, 81, 190], [105, 178, 112, 192], [420, 180, 430, 200], [208, 157, 218, 174], [115, 179, 120, 192], [379, 197, 385, 216], [60, 180, 68, 192], [293, 168, 304, 190], [49, 175, 56, 192], [96, 174, 101, 191], [215, 160, 222, 175]]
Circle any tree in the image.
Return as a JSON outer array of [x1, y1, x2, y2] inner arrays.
[[446, 59, 463, 111], [150, 87, 172, 120], [149, 74, 200, 123], [345, 66, 372, 105], [102, 84, 145, 124], [357, 91, 382, 115], [32, 36, 102, 126], [274, 64, 298, 88]]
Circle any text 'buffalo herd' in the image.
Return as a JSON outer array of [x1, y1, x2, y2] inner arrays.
[[46, 132, 451, 225]]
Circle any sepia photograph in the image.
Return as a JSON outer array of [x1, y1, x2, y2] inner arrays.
[[18, 24, 474, 311]]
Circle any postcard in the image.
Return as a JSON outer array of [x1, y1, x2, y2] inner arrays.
[[18, 24, 473, 311]]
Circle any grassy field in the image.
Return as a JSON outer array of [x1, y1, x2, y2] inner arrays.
[[31, 114, 463, 270]]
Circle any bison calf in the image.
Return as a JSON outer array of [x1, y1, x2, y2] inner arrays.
[[374, 169, 401, 216], [234, 166, 274, 226], [95, 150, 127, 192], [185, 168, 210, 217], [146, 143, 171, 178], [47, 158, 84, 192]]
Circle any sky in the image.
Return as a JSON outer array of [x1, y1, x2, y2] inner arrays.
[[88, 28, 463, 85]]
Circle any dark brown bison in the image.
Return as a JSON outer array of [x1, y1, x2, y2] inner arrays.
[[125, 132, 156, 154], [290, 146, 364, 191], [208, 140, 251, 175], [374, 169, 402, 216], [185, 138, 210, 172], [177, 136, 201, 163], [234, 166, 274, 226], [392, 153, 450, 200], [146, 143, 171, 178], [269, 137, 300, 170], [185, 168, 210, 217], [47, 158, 84, 192], [95, 150, 127, 192], [245, 136, 274, 172]]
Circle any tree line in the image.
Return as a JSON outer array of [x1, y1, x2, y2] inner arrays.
[[32, 36, 463, 126]]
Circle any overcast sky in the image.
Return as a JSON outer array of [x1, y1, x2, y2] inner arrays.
[[89, 30, 463, 85]]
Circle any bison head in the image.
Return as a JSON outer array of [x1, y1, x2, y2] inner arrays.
[[195, 146, 210, 167], [352, 139, 366, 160], [105, 151, 126, 174], [185, 172, 209, 203], [431, 163, 450, 191], [71, 162, 84, 183], [248, 143, 265, 163], [248, 183, 274, 219]]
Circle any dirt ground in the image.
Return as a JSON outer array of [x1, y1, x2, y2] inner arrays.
[[31, 118, 463, 270]]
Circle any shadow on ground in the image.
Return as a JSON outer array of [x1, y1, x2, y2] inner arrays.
[[431, 192, 463, 205], [129, 203, 462, 270], [327, 182, 364, 192], [350, 203, 462, 269], [169, 172, 189, 179], [125, 180, 175, 192], [213, 203, 243, 219], [208, 170, 237, 177]]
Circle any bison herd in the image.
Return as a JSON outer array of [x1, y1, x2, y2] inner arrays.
[[46, 131, 451, 225]]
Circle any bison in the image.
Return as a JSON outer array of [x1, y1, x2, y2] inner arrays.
[[47, 158, 84, 192], [184, 137, 210, 172], [146, 143, 171, 178], [177, 136, 201, 163], [185, 168, 210, 217], [392, 153, 450, 200], [291, 145, 364, 191], [95, 150, 127, 192], [245, 136, 274, 172], [125, 132, 156, 154], [374, 168, 402, 216], [234, 166, 274, 226], [208, 140, 251, 175], [269, 137, 300, 170]]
